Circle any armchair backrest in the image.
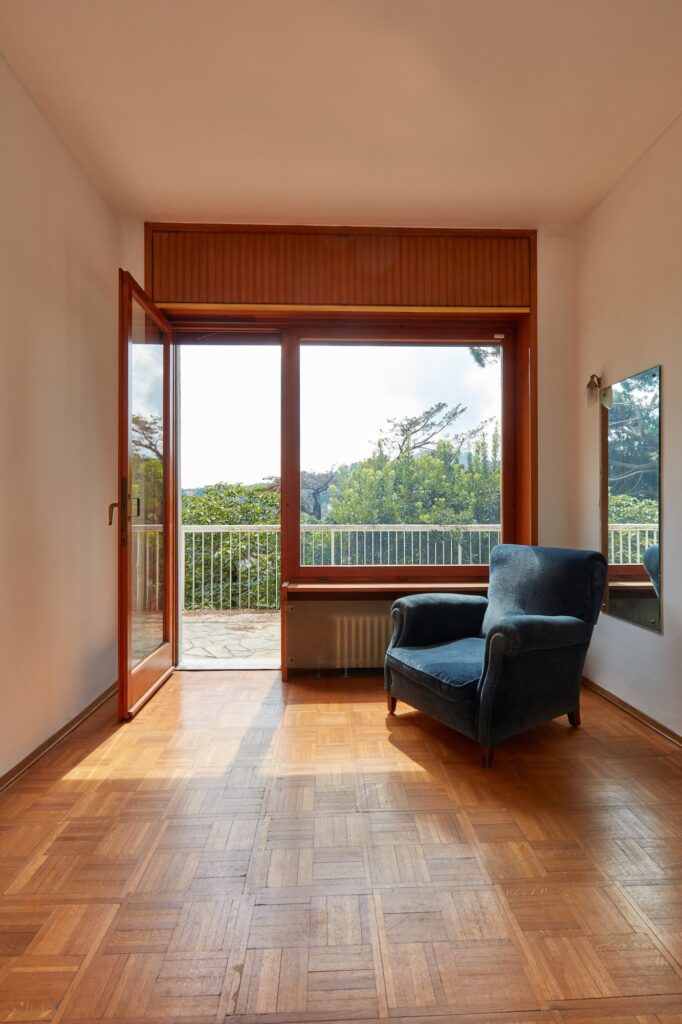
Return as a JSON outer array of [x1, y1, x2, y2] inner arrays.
[[482, 544, 607, 635]]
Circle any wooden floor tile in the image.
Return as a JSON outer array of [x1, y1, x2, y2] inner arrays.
[[501, 881, 682, 1004]]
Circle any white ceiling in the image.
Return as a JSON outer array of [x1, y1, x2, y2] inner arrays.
[[2, 0, 682, 228]]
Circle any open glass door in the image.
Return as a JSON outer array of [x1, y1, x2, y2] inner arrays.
[[117, 271, 175, 718]]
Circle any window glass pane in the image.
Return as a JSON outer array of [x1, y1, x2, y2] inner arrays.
[[300, 344, 502, 567], [130, 299, 164, 665]]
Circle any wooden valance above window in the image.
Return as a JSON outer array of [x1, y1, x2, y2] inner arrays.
[[145, 223, 534, 310]]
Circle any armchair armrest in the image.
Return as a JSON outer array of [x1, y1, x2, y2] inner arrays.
[[390, 593, 488, 649], [486, 614, 593, 657]]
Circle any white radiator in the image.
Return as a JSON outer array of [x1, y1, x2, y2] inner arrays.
[[335, 614, 393, 671]]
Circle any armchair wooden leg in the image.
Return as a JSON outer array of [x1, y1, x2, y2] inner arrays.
[[568, 708, 581, 728], [387, 695, 397, 714], [481, 746, 495, 770]]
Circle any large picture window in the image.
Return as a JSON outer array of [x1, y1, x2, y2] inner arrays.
[[169, 321, 527, 595], [278, 326, 519, 582], [299, 343, 502, 569]]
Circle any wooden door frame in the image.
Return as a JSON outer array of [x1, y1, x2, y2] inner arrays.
[[118, 270, 177, 719]]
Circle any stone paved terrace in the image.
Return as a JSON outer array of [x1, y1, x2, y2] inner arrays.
[[180, 610, 280, 668]]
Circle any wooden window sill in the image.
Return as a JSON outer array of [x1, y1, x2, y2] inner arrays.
[[282, 580, 488, 599]]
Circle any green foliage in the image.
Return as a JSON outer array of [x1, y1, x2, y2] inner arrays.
[[608, 491, 659, 525], [327, 424, 501, 527], [608, 368, 659, 502], [182, 482, 279, 525], [469, 345, 501, 368], [181, 406, 501, 608], [182, 483, 280, 610], [183, 528, 280, 611]]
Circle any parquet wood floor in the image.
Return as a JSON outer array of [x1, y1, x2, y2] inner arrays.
[[0, 670, 680, 1023]]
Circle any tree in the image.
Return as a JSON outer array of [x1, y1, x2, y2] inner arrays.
[[469, 345, 501, 368], [379, 401, 467, 457], [326, 409, 501, 527], [182, 482, 279, 525], [132, 413, 163, 460], [301, 469, 338, 521]]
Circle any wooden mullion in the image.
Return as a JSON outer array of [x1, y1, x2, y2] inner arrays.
[[280, 329, 300, 588]]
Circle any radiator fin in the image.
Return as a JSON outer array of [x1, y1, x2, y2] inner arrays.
[[335, 614, 393, 670]]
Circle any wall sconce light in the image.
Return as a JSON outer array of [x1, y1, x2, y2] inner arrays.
[[584, 374, 613, 409], [584, 374, 602, 407]]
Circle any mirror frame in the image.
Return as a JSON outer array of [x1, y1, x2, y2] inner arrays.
[[600, 364, 661, 632]]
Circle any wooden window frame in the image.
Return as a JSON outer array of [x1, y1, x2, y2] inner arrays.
[[282, 324, 517, 584]]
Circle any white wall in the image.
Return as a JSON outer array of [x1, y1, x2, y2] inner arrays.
[[572, 113, 682, 735], [536, 230, 576, 547], [0, 56, 119, 775], [118, 221, 145, 285]]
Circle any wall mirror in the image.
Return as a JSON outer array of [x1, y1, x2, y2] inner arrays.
[[601, 365, 661, 631]]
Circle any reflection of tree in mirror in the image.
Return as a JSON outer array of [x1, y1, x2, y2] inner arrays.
[[608, 492, 658, 524], [608, 368, 659, 506]]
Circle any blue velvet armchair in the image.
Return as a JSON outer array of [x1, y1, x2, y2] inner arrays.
[[384, 545, 607, 767]]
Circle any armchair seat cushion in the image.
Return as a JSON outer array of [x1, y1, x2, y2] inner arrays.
[[387, 637, 484, 702]]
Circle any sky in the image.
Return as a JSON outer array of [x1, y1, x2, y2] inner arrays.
[[132, 344, 164, 421], [178, 344, 501, 489]]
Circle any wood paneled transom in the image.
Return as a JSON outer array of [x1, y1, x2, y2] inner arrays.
[[147, 225, 533, 308]]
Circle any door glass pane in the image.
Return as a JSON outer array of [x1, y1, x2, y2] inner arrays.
[[130, 298, 164, 665], [300, 343, 502, 566]]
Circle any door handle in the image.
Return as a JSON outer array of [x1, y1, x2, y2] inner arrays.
[[108, 502, 119, 525]]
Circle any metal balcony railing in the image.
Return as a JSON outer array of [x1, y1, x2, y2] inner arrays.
[[129, 523, 660, 614], [180, 523, 499, 611], [298, 523, 501, 568], [608, 524, 659, 565]]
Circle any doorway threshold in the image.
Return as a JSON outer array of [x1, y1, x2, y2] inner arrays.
[[177, 657, 280, 671]]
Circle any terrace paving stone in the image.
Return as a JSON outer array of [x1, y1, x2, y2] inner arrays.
[[181, 610, 280, 667]]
